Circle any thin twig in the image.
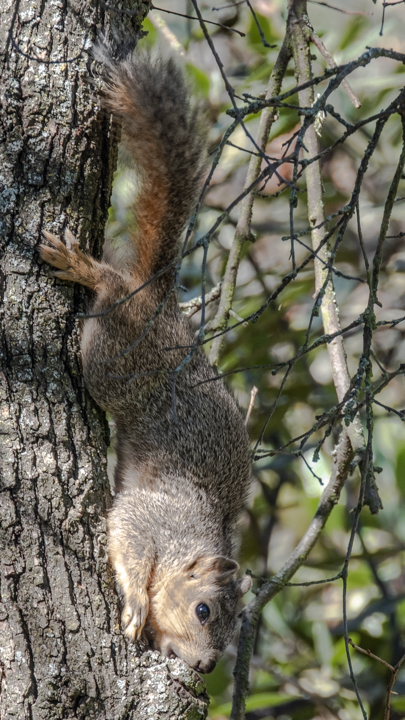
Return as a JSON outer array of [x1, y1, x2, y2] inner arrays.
[[308, 0, 373, 15], [212, 0, 247, 9], [229, 48, 405, 120], [246, 0, 276, 48], [151, 4, 246, 36], [385, 652, 405, 720], [311, 30, 361, 108], [207, 34, 292, 364], [227, 646, 342, 719], [348, 639, 394, 672], [179, 281, 222, 317], [191, 0, 282, 172]]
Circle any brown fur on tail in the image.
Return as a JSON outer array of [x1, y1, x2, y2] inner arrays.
[[95, 48, 208, 282]]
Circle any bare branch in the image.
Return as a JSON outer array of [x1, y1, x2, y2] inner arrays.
[[207, 36, 292, 364], [385, 653, 405, 720], [151, 4, 246, 36], [231, 429, 354, 719], [308, 0, 373, 15], [179, 281, 222, 318], [310, 30, 361, 108], [290, 0, 367, 490], [348, 639, 395, 672]]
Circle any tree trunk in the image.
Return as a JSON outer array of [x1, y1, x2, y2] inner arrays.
[[0, 1, 209, 717]]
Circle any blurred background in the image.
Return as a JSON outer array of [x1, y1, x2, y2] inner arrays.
[[108, 1, 405, 718]]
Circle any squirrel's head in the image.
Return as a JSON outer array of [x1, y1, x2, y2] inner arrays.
[[146, 555, 252, 673]]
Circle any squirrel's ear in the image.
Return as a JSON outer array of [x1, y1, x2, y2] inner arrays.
[[185, 556, 239, 583], [211, 557, 239, 585], [236, 574, 253, 597]]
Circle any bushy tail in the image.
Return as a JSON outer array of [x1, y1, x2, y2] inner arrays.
[[96, 48, 208, 282]]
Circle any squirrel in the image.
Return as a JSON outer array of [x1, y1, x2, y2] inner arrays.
[[39, 51, 252, 674]]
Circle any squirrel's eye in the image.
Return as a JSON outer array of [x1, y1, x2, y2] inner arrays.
[[196, 603, 210, 624]]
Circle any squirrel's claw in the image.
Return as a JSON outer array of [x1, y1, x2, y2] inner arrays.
[[41, 228, 79, 248], [42, 229, 61, 247], [64, 228, 79, 250], [122, 590, 149, 641]]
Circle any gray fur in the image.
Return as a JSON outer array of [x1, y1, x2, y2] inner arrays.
[[40, 53, 252, 674]]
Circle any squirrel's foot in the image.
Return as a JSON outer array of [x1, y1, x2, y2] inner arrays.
[[40, 229, 102, 290], [122, 589, 149, 641]]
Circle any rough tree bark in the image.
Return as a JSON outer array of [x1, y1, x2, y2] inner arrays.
[[0, 1, 209, 718]]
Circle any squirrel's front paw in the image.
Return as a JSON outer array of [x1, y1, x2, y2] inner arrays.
[[122, 589, 149, 641]]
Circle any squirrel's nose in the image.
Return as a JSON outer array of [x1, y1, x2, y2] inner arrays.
[[194, 658, 217, 674]]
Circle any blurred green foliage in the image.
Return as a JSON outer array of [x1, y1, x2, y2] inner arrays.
[[109, 1, 405, 718]]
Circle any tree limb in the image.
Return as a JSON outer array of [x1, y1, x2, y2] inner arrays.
[[208, 36, 292, 365]]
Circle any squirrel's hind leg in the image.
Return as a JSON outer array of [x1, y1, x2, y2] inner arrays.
[[40, 229, 107, 290]]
